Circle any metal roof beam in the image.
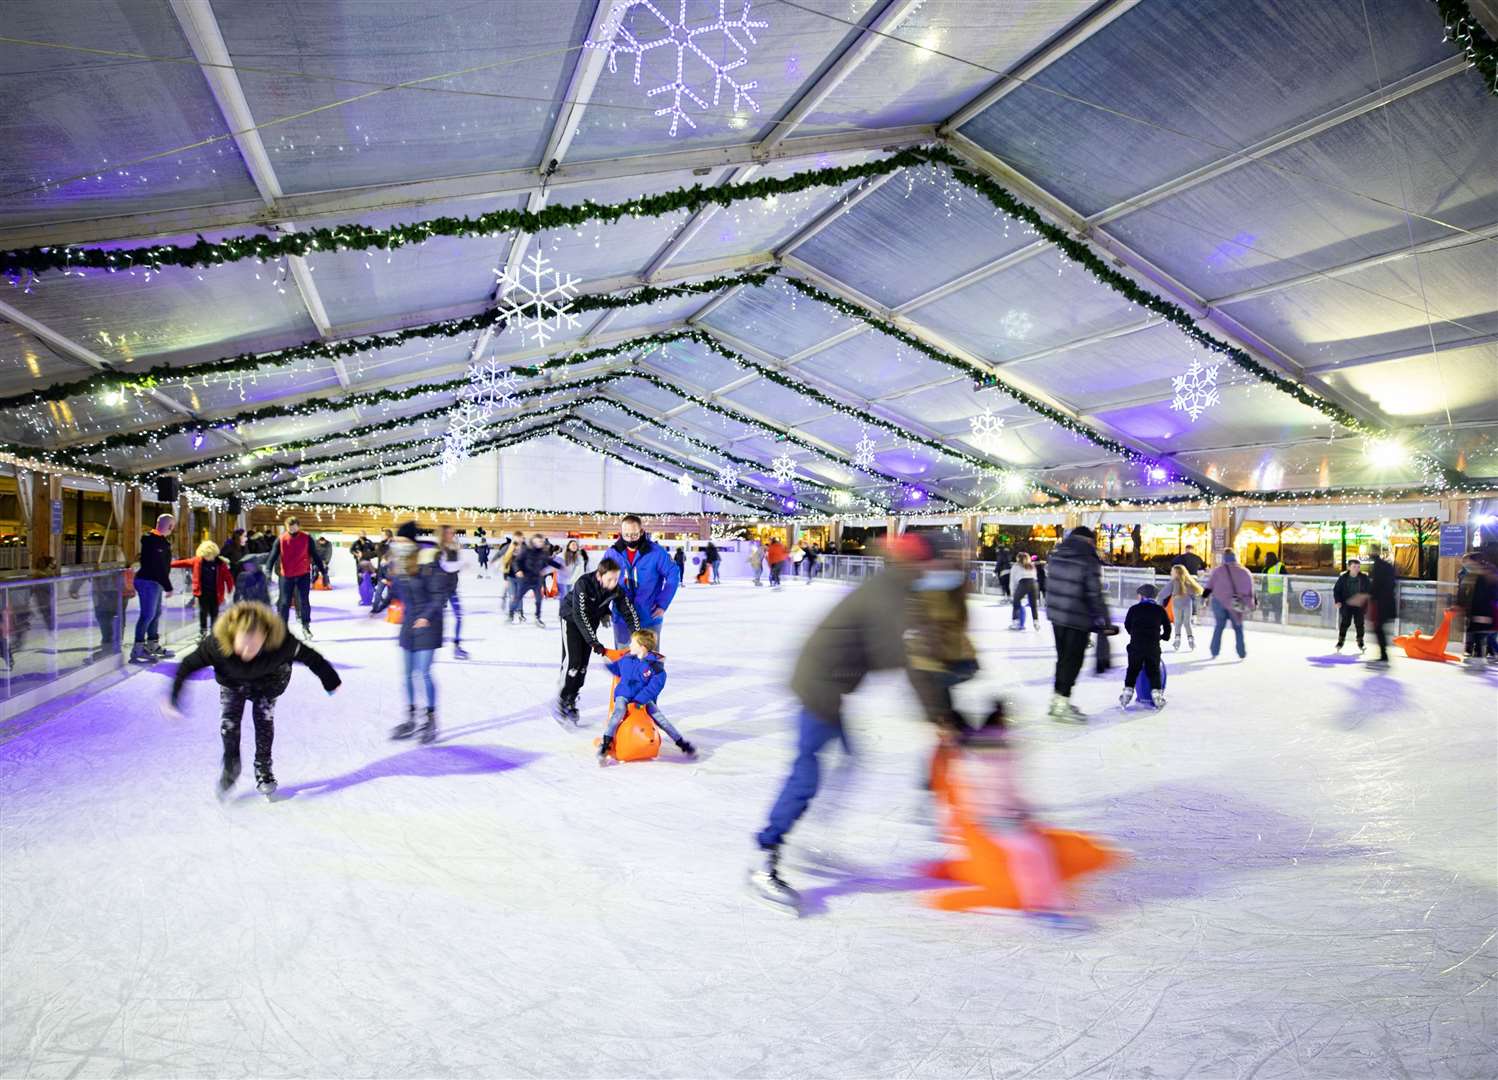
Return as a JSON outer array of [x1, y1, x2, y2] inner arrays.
[[641, 166, 753, 281], [0, 125, 936, 249]]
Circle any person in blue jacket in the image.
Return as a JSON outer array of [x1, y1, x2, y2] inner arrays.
[[387, 522, 452, 745], [597, 628, 695, 765], [608, 515, 680, 648]]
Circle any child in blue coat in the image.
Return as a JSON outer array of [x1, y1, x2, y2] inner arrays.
[[598, 628, 695, 764]]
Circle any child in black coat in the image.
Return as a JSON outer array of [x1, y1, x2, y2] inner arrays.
[[1120, 583, 1171, 710], [163, 601, 340, 798]]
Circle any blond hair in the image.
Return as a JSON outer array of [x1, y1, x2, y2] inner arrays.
[[196, 540, 220, 560], [1171, 563, 1204, 594], [631, 628, 658, 652], [212, 601, 286, 655]]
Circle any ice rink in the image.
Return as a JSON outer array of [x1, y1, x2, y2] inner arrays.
[[2, 572, 1495, 1078]]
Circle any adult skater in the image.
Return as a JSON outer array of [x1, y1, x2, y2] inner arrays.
[[801, 541, 818, 584], [475, 533, 492, 579], [163, 601, 340, 798], [266, 516, 326, 639], [1009, 552, 1040, 630], [220, 528, 248, 579], [498, 529, 526, 614], [766, 538, 789, 588], [704, 540, 721, 583], [1166, 562, 1204, 650], [608, 515, 679, 648], [1332, 557, 1371, 654], [1367, 547, 1397, 667], [509, 533, 561, 626], [555, 557, 640, 725], [1171, 545, 1205, 576], [749, 534, 943, 911], [1206, 549, 1255, 660], [1263, 551, 1285, 623], [129, 513, 176, 664], [790, 542, 805, 578], [555, 539, 589, 604], [1044, 526, 1109, 723], [748, 540, 764, 587], [673, 544, 687, 586], [995, 544, 1013, 598], [1458, 551, 1498, 665], [388, 524, 452, 743], [314, 534, 334, 587], [436, 525, 475, 659]]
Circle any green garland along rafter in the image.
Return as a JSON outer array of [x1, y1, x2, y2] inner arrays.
[[1433, 0, 1498, 94], [0, 271, 778, 411]]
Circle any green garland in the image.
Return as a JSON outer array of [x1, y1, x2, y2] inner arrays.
[[0, 153, 930, 276], [1435, 0, 1498, 94], [0, 271, 778, 411], [553, 427, 783, 513]]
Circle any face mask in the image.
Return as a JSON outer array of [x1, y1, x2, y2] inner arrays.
[[914, 570, 964, 591], [623, 536, 641, 549]]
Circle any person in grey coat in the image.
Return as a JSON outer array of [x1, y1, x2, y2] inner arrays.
[[387, 524, 453, 744], [1043, 526, 1111, 722]]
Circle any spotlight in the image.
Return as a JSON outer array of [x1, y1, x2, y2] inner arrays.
[[1366, 438, 1405, 469], [1148, 466, 1168, 482], [191, 430, 205, 450], [102, 389, 124, 407], [1001, 471, 1026, 494]]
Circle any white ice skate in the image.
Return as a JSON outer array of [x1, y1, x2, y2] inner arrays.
[[747, 848, 801, 915], [1048, 694, 1087, 724], [1118, 688, 1134, 708]]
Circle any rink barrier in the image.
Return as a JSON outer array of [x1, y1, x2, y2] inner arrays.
[[814, 556, 1466, 641], [0, 565, 200, 723]]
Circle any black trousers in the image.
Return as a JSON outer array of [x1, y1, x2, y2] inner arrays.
[[1052, 625, 1090, 697], [1372, 617, 1390, 661], [559, 620, 595, 703], [220, 684, 280, 777], [1123, 645, 1163, 691], [198, 592, 220, 634], [1336, 605, 1365, 647], [277, 574, 311, 628]]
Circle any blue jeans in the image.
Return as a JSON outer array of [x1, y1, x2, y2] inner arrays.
[[447, 589, 463, 644], [710, 560, 720, 582], [133, 579, 163, 644], [1210, 599, 1246, 658], [277, 574, 311, 628], [511, 577, 543, 618], [556, 581, 570, 606], [605, 699, 685, 744], [756, 708, 847, 850], [404, 648, 436, 710]]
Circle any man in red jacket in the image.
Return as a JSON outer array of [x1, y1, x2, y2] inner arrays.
[[267, 516, 326, 638]]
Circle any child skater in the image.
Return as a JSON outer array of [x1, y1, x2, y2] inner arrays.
[[1119, 583, 1171, 709], [555, 557, 639, 725], [163, 601, 340, 798], [235, 555, 271, 606], [941, 701, 1088, 928], [173, 540, 235, 639], [598, 628, 695, 764]]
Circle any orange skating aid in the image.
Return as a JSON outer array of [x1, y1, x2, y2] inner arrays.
[[1394, 608, 1461, 663], [312, 579, 332, 591], [594, 648, 662, 763], [384, 600, 404, 625], [922, 746, 1121, 913]]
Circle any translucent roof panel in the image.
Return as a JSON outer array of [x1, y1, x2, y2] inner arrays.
[[1216, 239, 1498, 370], [881, 380, 1036, 431], [699, 280, 857, 357], [0, 393, 177, 451], [608, 374, 687, 415], [338, 339, 476, 390], [154, 360, 344, 417], [647, 337, 751, 393], [599, 293, 719, 336], [1320, 342, 1498, 427], [801, 0, 1096, 130], [656, 404, 761, 445], [1105, 75, 1498, 302], [909, 249, 1138, 364], [1173, 439, 1425, 494], [1043, 464, 1200, 503], [1094, 383, 1339, 454], [216, 1, 594, 193], [0, 3, 259, 227], [970, 418, 1115, 470], [957, 0, 1458, 216], [301, 197, 528, 329], [721, 376, 833, 428], [1015, 323, 1211, 413], [0, 251, 317, 368], [0, 323, 74, 398], [795, 332, 961, 400], [565, 1, 876, 162], [794, 165, 1039, 307]]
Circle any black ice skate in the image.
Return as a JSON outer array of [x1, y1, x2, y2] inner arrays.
[[747, 846, 801, 915], [597, 734, 614, 766], [675, 739, 697, 759], [390, 707, 418, 740], [552, 698, 580, 728], [217, 759, 241, 800], [254, 764, 277, 797], [417, 707, 437, 744]]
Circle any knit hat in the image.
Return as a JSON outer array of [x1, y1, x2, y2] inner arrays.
[[1222, 549, 1238, 564], [396, 520, 419, 541]]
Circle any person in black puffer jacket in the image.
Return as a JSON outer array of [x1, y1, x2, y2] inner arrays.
[[164, 601, 340, 799], [388, 524, 452, 743], [1043, 526, 1111, 723], [554, 557, 640, 724], [509, 534, 562, 626]]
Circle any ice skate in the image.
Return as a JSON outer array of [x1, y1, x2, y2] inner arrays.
[[1008, 620, 1022, 631], [1151, 692, 1167, 711], [1048, 694, 1087, 724], [534, 617, 546, 629], [1027, 910, 1092, 931], [254, 764, 277, 797], [597, 734, 613, 766], [674, 738, 697, 759], [747, 847, 801, 915], [417, 707, 437, 744], [552, 698, 580, 728], [300, 625, 313, 641], [1334, 642, 1344, 654], [217, 760, 241, 800], [129, 645, 155, 664], [1118, 688, 1133, 708], [390, 707, 418, 740], [452, 644, 470, 660]]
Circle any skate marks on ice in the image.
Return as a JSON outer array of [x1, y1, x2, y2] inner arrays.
[[261, 744, 544, 802]]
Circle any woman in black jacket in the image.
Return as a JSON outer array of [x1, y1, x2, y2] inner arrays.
[[554, 557, 640, 725], [388, 530, 452, 743], [164, 601, 340, 798]]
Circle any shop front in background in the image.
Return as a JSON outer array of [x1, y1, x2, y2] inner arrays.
[[1234, 512, 1442, 579]]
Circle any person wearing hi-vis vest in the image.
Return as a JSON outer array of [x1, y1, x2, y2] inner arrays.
[[606, 515, 680, 649]]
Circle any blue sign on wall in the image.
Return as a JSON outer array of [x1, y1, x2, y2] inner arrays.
[[1300, 589, 1321, 612], [1439, 523, 1467, 558]]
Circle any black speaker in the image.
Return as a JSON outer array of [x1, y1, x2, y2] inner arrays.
[[226, 495, 242, 516], [156, 476, 180, 502]]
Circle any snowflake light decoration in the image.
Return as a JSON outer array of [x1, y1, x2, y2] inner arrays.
[[717, 462, 739, 490], [677, 471, 694, 496], [1170, 359, 1220, 422], [968, 406, 1005, 454], [852, 432, 876, 470], [495, 251, 580, 347], [1000, 309, 1033, 341], [587, 0, 768, 137], [467, 356, 521, 411], [444, 400, 489, 457], [770, 451, 795, 484]]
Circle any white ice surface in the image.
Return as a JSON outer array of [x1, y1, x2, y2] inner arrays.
[[2, 574, 1495, 1078]]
